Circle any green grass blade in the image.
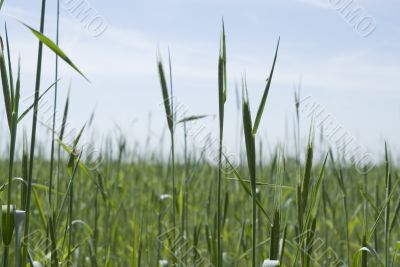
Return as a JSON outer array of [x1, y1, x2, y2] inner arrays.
[[252, 38, 280, 135], [17, 79, 59, 123], [20, 22, 89, 81], [301, 140, 313, 213], [4, 24, 15, 111], [60, 88, 70, 141], [0, 43, 12, 128], [221, 19, 227, 103], [177, 115, 208, 124], [225, 156, 271, 223], [242, 98, 256, 187], [157, 60, 173, 133]]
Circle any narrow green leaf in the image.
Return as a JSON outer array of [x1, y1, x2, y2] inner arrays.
[[226, 178, 295, 190], [60, 88, 70, 141], [0, 43, 12, 128], [177, 115, 208, 124], [253, 38, 280, 135], [220, 20, 227, 103], [4, 24, 15, 111], [367, 175, 400, 241], [301, 141, 314, 213], [17, 79, 59, 123], [222, 20, 226, 95], [224, 156, 271, 223], [243, 98, 256, 189], [218, 56, 225, 134], [390, 191, 400, 232], [32, 189, 47, 230], [20, 22, 89, 81], [157, 60, 173, 133]]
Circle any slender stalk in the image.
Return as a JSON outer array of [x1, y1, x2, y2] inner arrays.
[[252, 183, 256, 267], [343, 192, 350, 266], [217, 21, 226, 267], [168, 50, 176, 233], [157, 52, 176, 250], [67, 179, 74, 267], [49, 0, 60, 219], [242, 84, 257, 267], [361, 168, 368, 266], [384, 144, 391, 267], [49, 1, 60, 265], [22, 1, 47, 266], [171, 133, 175, 230], [183, 122, 188, 235], [3, 247, 9, 267]]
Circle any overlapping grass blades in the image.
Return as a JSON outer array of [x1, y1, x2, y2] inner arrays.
[[0, 4, 399, 266], [239, 37, 279, 266], [0, 1, 88, 265], [157, 52, 177, 254], [0, 24, 22, 266]]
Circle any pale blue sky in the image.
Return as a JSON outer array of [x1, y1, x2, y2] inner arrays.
[[1, 0, 400, 161]]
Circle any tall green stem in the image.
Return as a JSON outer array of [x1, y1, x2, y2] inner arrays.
[[171, 133, 175, 230], [49, 1, 60, 265], [22, 1, 47, 266], [217, 21, 226, 267]]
